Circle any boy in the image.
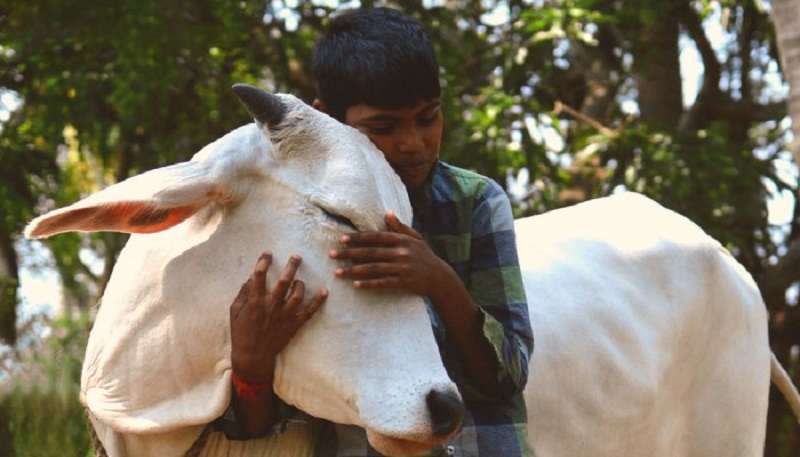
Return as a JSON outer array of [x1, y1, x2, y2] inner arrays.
[[226, 7, 533, 456]]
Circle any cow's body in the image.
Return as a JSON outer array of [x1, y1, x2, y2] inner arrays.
[[25, 87, 798, 457], [516, 193, 772, 456]]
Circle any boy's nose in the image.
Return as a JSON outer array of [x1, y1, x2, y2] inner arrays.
[[397, 128, 425, 154]]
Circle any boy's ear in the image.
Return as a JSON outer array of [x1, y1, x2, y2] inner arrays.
[[312, 98, 329, 114]]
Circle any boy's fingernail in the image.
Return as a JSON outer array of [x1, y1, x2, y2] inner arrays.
[[329, 250, 337, 258], [340, 235, 350, 243]]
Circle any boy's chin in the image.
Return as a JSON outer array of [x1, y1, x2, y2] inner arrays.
[[396, 166, 433, 190]]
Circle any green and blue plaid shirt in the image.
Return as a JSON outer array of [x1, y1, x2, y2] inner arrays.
[[316, 161, 534, 456]]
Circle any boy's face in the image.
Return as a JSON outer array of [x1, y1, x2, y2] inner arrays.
[[342, 99, 443, 191]]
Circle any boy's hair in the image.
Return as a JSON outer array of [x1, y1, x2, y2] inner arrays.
[[312, 7, 441, 122]]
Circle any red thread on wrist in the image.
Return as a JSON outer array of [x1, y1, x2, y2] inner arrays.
[[231, 372, 271, 403]]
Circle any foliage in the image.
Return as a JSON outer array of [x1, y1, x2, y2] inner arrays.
[[0, 313, 92, 457], [0, 0, 328, 311], [0, 388, 92, 457]]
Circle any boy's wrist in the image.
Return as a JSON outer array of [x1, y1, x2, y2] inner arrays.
[[231, 372, 273, 403], [426, 259, 471, 313], [425, 258, 452, 301], [231, 353, 278, 385]]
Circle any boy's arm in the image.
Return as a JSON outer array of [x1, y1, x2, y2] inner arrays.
[[227, 252, 327, 437], [457, 186, 532, 399], [421, 185, 531, 399], [421, 255, 517, 396]]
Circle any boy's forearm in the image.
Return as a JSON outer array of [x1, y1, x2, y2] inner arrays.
[[428, 262, 504, 394]]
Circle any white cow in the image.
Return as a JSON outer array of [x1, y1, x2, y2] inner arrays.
[[515, 193, 800, 456], [26, 85, 464, 457], [26, 85, 800, 457]]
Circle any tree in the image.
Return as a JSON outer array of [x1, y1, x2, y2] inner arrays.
[[771, 0, 800, 167], [765, 0, 800, 452]]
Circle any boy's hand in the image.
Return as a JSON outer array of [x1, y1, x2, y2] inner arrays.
[[329, 210, 448, 297], [230, 252, 328, 383]]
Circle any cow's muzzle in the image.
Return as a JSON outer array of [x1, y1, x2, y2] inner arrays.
[[427, 389, 465, 437]]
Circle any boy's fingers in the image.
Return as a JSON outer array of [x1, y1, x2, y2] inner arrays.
[[385, 210, 422, 239], [286, 279, 305, 305], [337, 231, 401, 247], [385, 210, 403, 231], [252, 251, 272, 298], [353, 278, 402, 289], [337, 246, 396, 259], [336, 262, 397, 279], [230, 278, 252, 319], [273, 254, 302, 301], [298, 288, 328, 319]]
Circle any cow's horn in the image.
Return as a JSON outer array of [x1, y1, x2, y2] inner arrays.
[[232, 83, 286, 127]]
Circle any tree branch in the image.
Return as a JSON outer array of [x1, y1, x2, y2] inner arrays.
[[756, 239, 800, 309], [679, 2, 721, 83], [677, 1, 723, 131], [552, 100, 623, 137], [717, 98, 787, 124]]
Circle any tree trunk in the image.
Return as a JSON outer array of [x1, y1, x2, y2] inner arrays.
[[768, 2, 800, 455], [0, 230, 18, 345], [575, 24, 619, 124], [772, 0, 800, 167], [634, 3, 683, 130]]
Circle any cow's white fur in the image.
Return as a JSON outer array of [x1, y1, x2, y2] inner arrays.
[[516, 193, 777, 456], [25, 91, 800, 457], [27, 93, 460, 457]]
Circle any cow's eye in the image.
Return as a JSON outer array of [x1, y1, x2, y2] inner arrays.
[[320, 207, 358, 231]]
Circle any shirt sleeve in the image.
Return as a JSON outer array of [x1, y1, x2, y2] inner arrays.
[[463, 180, 534, 401]]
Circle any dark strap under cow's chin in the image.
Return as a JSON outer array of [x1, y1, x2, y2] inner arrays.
[[86, 408, 108, 457], [184, 424, 213, 457]]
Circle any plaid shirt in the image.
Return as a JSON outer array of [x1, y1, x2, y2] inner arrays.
[[316, 161, 534, 456]]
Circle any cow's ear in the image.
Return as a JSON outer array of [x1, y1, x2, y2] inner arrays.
[[25, 161, 228, 239]]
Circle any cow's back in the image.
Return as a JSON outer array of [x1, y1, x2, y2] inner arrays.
[[517, 192, 770, 457]]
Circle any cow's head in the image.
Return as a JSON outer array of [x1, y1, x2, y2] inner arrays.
[[25, 84, 463, 456]]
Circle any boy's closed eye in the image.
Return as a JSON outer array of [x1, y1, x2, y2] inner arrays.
[[364, 122, 395, 135], [417, 114, 438, 127]]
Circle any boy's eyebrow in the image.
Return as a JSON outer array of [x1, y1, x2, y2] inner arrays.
[[360, 101, 442, 122], [419, 100, 443, 114]]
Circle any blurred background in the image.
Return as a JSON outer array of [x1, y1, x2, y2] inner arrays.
[[1, 0, 799, 455]]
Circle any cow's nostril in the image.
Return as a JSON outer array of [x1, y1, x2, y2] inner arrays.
[[426, 389, 464, 437]]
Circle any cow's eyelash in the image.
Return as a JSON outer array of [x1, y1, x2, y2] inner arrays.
[[320, 206, 358, 231]]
